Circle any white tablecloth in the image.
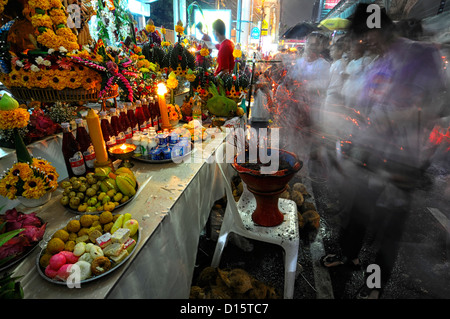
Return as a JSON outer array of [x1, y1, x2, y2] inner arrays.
[[0, 127, 239, 299]]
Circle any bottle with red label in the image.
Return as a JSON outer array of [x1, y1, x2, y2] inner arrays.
[[75, 118, 96, 172], [118, 102, 133, 143], [109, 108, 126, 145], [141, 98, 152, 130], [134, 100, 147, 132], [126, 102, 139, 134], [62, 122, 87, 178], [149, 96, 160, 131], [99, 111, 116, 149]]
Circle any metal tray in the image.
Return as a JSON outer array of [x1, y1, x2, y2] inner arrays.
[[36, 215, 140, 285], [0, 216, 46, 272], [132, 143, 194, 164]]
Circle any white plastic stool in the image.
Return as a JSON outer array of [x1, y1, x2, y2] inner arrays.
[[211, 142, 300, 299]]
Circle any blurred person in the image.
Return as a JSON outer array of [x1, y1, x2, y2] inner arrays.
[[196, 22, 212, 42], [320, 39, 348, 135], [212, 19, 235, 76], [319, 4, 447, 299], [274, 32, 330, 165], [341, 34, 374, 114]]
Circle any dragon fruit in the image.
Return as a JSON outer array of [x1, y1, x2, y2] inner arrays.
[[0, 209, 46, 261]]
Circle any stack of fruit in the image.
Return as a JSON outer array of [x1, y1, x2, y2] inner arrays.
[[181, 120, 208, 142], [59, 167, 137, 213], [39, 212, 139, 282]]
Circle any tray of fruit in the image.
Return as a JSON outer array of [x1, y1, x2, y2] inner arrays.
[[59, 167, 138, 214], [36, 212, 140, 285], [0, 208, 46, 272]]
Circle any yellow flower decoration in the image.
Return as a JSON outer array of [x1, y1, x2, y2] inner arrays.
[[161, 41, 171, 47], [175, 25, 184, 34], [22, 176, 47, 199], [161, 27, 166, 35], [28, 0, 51, 10], [166, 77, 178, 90], [185, 73, 196, 82], [0, 108, 30, 130], [200, 48, 209, 57], [233, 49, 242, 59], [146, 24, 156, 33], [9, 163, 34, 180], [31, 14, 53, 28]]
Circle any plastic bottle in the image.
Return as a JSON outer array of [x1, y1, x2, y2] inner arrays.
[[140, 136, 149, 156], [126, 102, 139, 134], [192, 92, 202, 121], [109, 108, 126, 145], [132, 133, 141, 156], [148, 129, 157, 152], [62, 122, 87, 178], [118, 102, 133, 143], [141, 98, 152, 130], [75, 118, 96, 172], [99, 111, 116, 149]]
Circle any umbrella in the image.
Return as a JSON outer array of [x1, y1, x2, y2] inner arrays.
[[280, 22, 320, 40], [318, 18, 351, 30]]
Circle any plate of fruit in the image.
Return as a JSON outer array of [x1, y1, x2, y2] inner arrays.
[[36, 212, 140, 285], [0, 208, 46, 272], [59, 167, 138, 214]]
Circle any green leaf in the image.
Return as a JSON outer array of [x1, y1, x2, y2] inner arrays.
[[0, 228, 24, 247]]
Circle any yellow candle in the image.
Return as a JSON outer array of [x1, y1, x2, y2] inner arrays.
[[86, 109, 108, 164], [157, 82, 171, 130]]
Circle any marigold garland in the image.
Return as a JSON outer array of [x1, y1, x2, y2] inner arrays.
[[0, 68, 102, 91], [0, 108, 30, 130], [200, 48, 210, 57], [28, 0, 79, 52], [0, 0, 8, 15]]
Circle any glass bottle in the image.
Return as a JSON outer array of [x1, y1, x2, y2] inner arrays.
[[141, 97, 152, 130], [62, 122, 86, 178], [150, 95, 161, 131], [126, 102, 139, 134], [118, 102, 133, 143], [99, 111, 116, 149], [110, 108, 126, 145], [134, 100, 147, 132], [192, 92, 202, 121], [75, 118, 96, 172]]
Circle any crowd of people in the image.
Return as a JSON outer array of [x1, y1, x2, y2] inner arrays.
[[271, 4, 449, 299]]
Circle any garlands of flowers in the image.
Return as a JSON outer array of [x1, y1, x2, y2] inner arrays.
[[0, 158, 59, 200], [69, 39, 136, 102], [200, 48, 210, 57], [0, 65, 102, 91], [175, 20, 184, 36], [166, 71, 178, 90], [0, 102, 30, 131], [167, 103, 182, 122], [0, 0, 7, 15], [185, 68, 196, 82], [28, 0, 79, 52]]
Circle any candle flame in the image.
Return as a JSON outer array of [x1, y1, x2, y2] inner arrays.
[[157, 82, 167, 95], [120, 143, 127, 150]]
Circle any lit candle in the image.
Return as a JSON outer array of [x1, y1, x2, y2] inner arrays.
[[157, 82, 171, 131], [86, 109, 109, 164]]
